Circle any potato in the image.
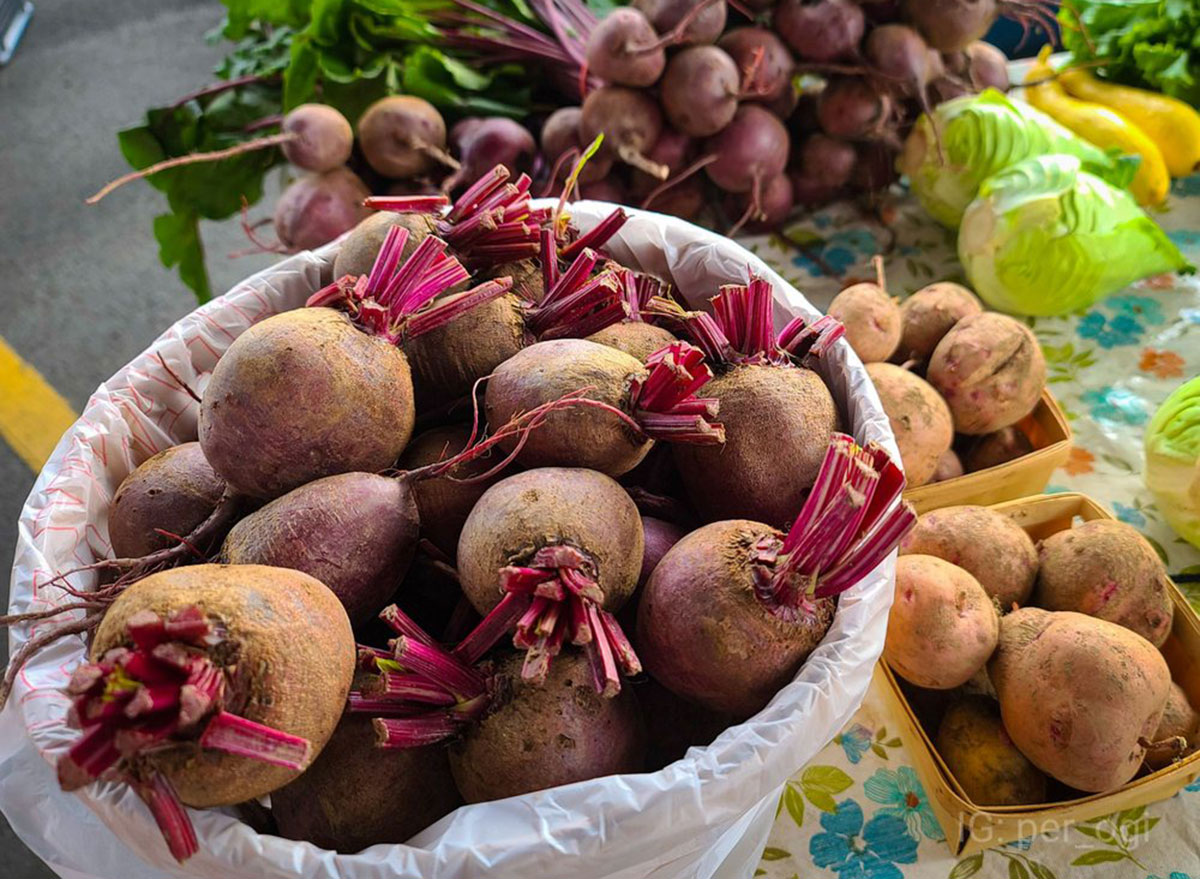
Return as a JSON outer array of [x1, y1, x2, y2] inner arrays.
[[927, 313, 1045, 435], [865, 363, 954, 487], [900, 505, 1038, 607], [828, 282, 902, 362], [936, 697, 1047, 805], [1034, 519, 1174, 647], [963, 425, 1034, 472], [1144, 682, 1200, 771], [988, 608, 1171, 792], [896, 282, 982, 362], [884, 555, 999, 689]]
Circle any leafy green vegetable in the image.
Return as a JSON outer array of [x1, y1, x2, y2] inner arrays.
[[1145, 375, 1200, 550], [957, 154, 1193, 316], [898, 89, 1139, 229], [1060, 0, 1200, 107]]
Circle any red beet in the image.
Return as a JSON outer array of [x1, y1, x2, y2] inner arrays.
[[718, 27, 796, 103], [660, 46, 741, 137], [585, 8, 667, 87], [775, 0, 865, 61]]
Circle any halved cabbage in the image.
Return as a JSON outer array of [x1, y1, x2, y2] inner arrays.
[[1145, 376, 1200, 551]]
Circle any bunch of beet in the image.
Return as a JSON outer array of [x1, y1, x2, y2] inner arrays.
[[24, 168, 920, 864]]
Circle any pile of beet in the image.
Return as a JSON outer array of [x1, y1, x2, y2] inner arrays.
[[13, 168, 916, 862]]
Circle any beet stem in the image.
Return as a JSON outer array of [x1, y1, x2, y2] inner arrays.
[[132, 772, 199, 863], [379, 604, 437, 646], [453, 592, 533, 665], [558, 208, 628, 260], [199, 710, 312, 769], [362, 194, 450, 213]]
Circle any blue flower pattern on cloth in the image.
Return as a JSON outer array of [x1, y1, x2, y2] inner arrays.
[[837, 724, 873, 764], [863, 767, 944, 842], [1082, 386, 1149, 425], [791, 228, 880, 275], [1003, 837, 1033, 851], [1113, 501, 1147, 527], [810, 800, 918, 879], [1107, 295, 1166, 325], [1078, 311, 1145, 348]]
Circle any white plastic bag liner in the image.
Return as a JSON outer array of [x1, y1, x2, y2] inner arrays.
[[1, 203, 898, 879]]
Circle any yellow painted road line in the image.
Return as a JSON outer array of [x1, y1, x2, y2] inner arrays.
[[0, 335, 78, 471]]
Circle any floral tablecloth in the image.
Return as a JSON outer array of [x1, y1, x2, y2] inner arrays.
[[741, 174, 1200, 879]]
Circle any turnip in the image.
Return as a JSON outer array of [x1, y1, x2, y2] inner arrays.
[[718, 27, 796, 103], [455, 467, 645, 693], [201, 225, 511, 498], [633, 0, 727, 45], [818, 77, 895, 141], [108, 443, 230, 560], [827, 258, 902, 362], [902, 0, 1058, 53], [484, 339, 725, 477], [580, 86, 669, 178], [639, 434, 915, 716], [584, 8, 667, 87], [357, 95, 458, 179], [660, 46, 741, 138], [775, 0, 865, 61], [669, 278, 843, 526], [56, 564, 355, 862], [273, 168, 371, 252], [444, 116, 536, 191]]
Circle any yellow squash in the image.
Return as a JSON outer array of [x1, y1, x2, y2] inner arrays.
[[1023, 50, 1169, 207], [1059, 67, 1200, 177]]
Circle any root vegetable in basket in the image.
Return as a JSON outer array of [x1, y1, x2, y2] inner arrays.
[[931, 449, 964, 481], [895, 281, 982, 362], [900, 505, 1037, 607], [926, 312, 1046, 436], [988, 607, 1171, 792], [660, 46, 740, 138], [885, 555, 999, 689], [669, 278, 842, 527], [455, 467, 644, 695], [640, 435, 916, 716], [827, 258, 902, 363], [585, 271, 680, 362], [271, 714, 460, 852], [936, 697, 1047, 806], [1033, 519, 1174, 647], [200, 227, 510, 499], [333, 210, 440, 280], [865, 363, 953, 488], [1143, 682, 1200, 771], [963, 425, 1034, 472], [57, 564, 355, 862], [273, 168, 371, 252], [484, 340, 725, 477]]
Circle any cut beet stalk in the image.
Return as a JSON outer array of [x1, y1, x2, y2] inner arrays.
[[374, 714, 463, 748], [198, 710, 312, 770], [379, 604, 436, 646], [362, 194, 451, 213], [628, 342, 725, 444], [366, 672, 459, 706], [132, 772, 198, 863], [57, 724, 120, 790]]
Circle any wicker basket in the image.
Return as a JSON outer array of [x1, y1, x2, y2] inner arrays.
[[878, 492, 1200, 856]]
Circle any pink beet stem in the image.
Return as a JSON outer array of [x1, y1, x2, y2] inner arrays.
[[357, 644, 394, 670], [113, 716, 180, 759], [583, 604, 621, 698], [636, 414, 726, 443], [541, 228, 559, 292], [362, 194, 450, 213], [374, 714, 462, 748], [682, 312, 734, 363], [501, 566, 561, 593], [57, 724, 121, 790], [178, 663, 225, 729], [539, 300, 628, 341], [559, 208, 628, 260], [569, 598, 592, 644], [819, 503, 917, 596], [163, 606, 211, 643], [776, 315, 810, 353], [394, 637, 487, 698], [559, 566, 604, 603], [381, 236, 450, 309], [348, 692, 425, 716], [453, 592, 533, 665], [528, 272, 623, 336], [133, 771, 199, 863], [367, 226, 410, 298], [783, 435, 857, 553], [124, 682, 182, 719], [379, 604, 437, 646], [540, 248, 598, 307], [198, 710, 311, 770], [444, 208, 499, 248], [619, 270, 642, 322], [786, 483, 871, 576], [599, 610, 642, 676], [126, 610, 168, 651], [369, 673, 459, 706], [533, 577, 568, 600], [404, 278, 514, 339], [447, 165, 510, 223]]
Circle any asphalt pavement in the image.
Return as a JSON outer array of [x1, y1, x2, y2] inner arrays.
[[0, 2, 281, 874]]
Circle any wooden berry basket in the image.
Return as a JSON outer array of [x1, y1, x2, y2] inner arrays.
[[877, 492, 1200, 856], [903, 390, 1072, 514]]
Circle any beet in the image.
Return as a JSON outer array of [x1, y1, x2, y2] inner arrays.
[[580, 86, 668, 178], [579, 178, 629, 203], [332, 211, 438, 280], [446, 116, 537, 191], [902, 0, 997, 51], [279, 104, 354, 173], [718, 27, 796, 103], [108, 443, 228, 559], [966, 40, 1010, 91], [775, 0, 865, 61], [584, 8, 667, 87], [273, 168, 371, 252], [660, 46, 741, 137], [357, 95, 455, 178], [704, 104, 790, 193], [541, 107, 613, 185], [798, 133, 858, 189], [817, 77, 894, 141], [727, 172, 795, 233], [629, 128, 698, 197], [633, 0, 728, 44], [639, 516, 686, 588]]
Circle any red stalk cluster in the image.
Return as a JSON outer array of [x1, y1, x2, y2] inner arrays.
[[525, 247, 630, 339], [307, 225, 513, 343], [678, 276, 846, 366], [57, 606, 311, 862], [752, 434, 916, 620], [349, 605, 491, 748], [454, 545, 641, 697], [629, 342, 726, 444]]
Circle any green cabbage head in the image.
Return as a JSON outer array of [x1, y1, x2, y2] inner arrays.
[[958, 154, 1192, 316], [898, 88, 1138, 228], [1145, 376, 1200, 550]]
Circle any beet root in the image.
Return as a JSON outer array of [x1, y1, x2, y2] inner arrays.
[[357, 95, 453, 179], [660, 46, 740, 138], [199, 307, 416, 499], [775, 0, 865, 61], [704, 104, 790, 194], [584, 8, 667, 88], [274, 168, 371, 252], [634, 0, 727, 45], [280, 104, 354, 173], [449, 651, 646, 803], [586, 321, 679, 362], [271, 714, 460, 852], [580, 86, 667, 178], [220, 472, 420, 625], [718, 27, 796, 103], [332, 211, 438, 281], [108, 442, 229, 559]]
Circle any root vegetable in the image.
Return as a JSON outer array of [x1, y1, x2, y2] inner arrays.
[[273, 168, 371, 252], [1144, 683, 1199, 770], [541, 107, 613, 185], [641, 435, 915, 715], [900, 504, 1038, 606], [931, 449, 964, 482], [963, 425, 1034, 472], [271, 715, 460, 852], [926, 313, 1046, 436], [634, 0, 727, 45], [581, 86, 668, 178], [456, 467, 645, 693], [828, 261, 902, 362], [936, 697, 1047, 805], [332, 211, 439, 280], [639, 516, 686, 589], [718, 27, 796, 103], [726, 173, 795, 234], [358, 96, 456, 179], [108, 443, 229, 559], [449, 651, 646, 802], [852, 141, 901, 191], [60, 565, 355, 860], [818, 77, 895, 142], [798, 134, 858, 190], [660, 46, 741, 138], [865, 363, 954, 487], [484, 339, 724, 477], [790, 171, 843, 208], [1034, 519, 1174, 647], [280, 104, 354, 172], [584, 8, 667, 88], [630, 128, 697, 197], [704, 105, 791, 196], [988, 607, 1171, 792], [637, 677, 732, 768], [966, 40, 1009, 91], [671, 279, 842, 526], [775, 0, 865, 61], [445, 117, 536, 191], [896, 281, 982, 362], [579, 179, 629, 202], [884, 554, 999, 689]]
